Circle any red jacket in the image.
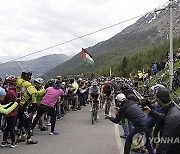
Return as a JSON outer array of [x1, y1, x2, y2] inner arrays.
[[5, 88, 18, 117]]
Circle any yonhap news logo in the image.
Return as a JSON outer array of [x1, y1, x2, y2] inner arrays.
[[132, 133, 180, 148], [150, 137, 180, 144]]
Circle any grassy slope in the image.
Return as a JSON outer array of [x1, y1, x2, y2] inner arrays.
[[149, 60, 180, 98]]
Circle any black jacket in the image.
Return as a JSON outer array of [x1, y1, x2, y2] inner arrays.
[[149, 102, 180, 154], [109, 99, 147, 127]]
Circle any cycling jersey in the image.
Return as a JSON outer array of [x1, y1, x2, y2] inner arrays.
[[72, 81, 79, 94], [102, 85, 113, 97], [16, 77, 31, 93], [89, 86, 100, 95], [89, 86, 100, 100], [19, 85, 37, 107]]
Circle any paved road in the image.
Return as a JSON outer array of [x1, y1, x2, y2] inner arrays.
[[0, 104, 124, 154]]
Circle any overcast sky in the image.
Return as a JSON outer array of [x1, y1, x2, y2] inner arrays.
[[0, 0, 169, 63]]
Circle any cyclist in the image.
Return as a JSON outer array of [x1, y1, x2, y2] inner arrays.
[[16, 71, 38, 144], [101, 81, 114, 116], [16, 71, 32, 94], [88, 82, 100, 119]]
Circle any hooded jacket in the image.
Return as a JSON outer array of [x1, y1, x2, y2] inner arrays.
[[149, 102, 180, 154], [109, 99, 148, 127]]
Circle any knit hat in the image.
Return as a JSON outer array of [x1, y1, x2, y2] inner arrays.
[[0, 87, 6, 98]]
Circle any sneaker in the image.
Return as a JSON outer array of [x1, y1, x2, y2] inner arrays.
[[49, 131, 59, 135], [1, 141, 11, 147], [97, 115, 100, 120], [10, 142, 17, 148], [72, 108, 77, 111], [77, 107, 81, 110], [40, 126, 48, 131], [57, 116, 63, 120], [90, 108, 92, 112], [26, 138, 38, 144], [46, 122, 51, 126]]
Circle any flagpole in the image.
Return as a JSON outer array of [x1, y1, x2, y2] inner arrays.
[[110, 67, 112, 76], [16, 61, 25, 71]]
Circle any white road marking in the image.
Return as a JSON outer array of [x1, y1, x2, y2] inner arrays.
[[115, 124, 124, 154]]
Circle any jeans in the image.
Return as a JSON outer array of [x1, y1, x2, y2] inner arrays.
[[121, 118, 133, 136], [124, 127, 154, 154]]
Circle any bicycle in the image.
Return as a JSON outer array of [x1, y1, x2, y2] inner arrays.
[[90, 98, 99, 124], [104, 95, 112, 116]]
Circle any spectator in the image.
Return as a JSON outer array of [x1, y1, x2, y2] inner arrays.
[[156, 61, 161, 72], [137, 70, 143, 82], [175, 48, 180, 61], [152, 63, 158, 76], [145, 89, 180, 154], [160, 60, 166, 71], [105, 93, 154, 154]]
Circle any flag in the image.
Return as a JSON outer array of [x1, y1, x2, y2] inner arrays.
[[109, 67, 112, 76], [81, 48, 94, 65]]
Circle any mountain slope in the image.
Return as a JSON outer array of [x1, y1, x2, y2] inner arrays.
[[44, 1, 180, 79], [0, 54, 70, 78]]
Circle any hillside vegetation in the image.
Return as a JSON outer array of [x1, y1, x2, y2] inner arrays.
[[91, 37, 180, 77]]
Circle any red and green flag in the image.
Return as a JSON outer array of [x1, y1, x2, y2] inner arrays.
[[81, 48, 94, 65]]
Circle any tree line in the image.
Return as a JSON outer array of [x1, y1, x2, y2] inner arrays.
[[91, 37, 180, 78]]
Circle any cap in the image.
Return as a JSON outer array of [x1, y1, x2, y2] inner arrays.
[[116, 93, 126, 102], [0, 87, 6, 98], [151, 84, 166, 94]]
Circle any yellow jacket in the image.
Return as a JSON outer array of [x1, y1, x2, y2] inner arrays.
[[19, 85, 37, 107], [0, 102, 18, 115]]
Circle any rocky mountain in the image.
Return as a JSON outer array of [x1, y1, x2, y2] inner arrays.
[[0, 54, 70, 78], [43, 1, 180, 79]]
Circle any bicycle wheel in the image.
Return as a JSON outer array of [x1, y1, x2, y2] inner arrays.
[[91, 108, 94, 124], [94, 109, 97, 121], [105, 101, 110, 115], [107, 105, 110, 115]]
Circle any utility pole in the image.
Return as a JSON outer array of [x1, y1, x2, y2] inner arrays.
[[169, 0, 173, 90]]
